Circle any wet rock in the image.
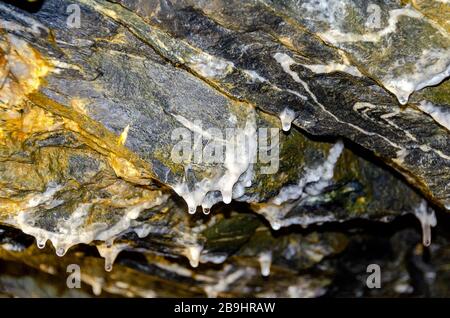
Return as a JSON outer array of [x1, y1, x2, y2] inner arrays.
[[0, 0, 449, 297]]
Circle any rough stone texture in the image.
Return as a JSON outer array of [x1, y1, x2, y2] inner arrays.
[[0, 0, 449, 297]]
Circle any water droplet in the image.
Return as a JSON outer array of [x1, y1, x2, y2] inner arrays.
[[188, 206, 197, 214], [36, 238, 46, 249], [282, 122, 291, 132], [56, 247, 66, 257], [222, 191, 232, 204], [272, 222, 281, 231], [202, 207, 210, 215], [186, 245, 202, 268], [258, 252, 272, 277], [398, 95, 408, 105], [105, 239, 113, 248], [92, 282, 102, 296], [414, 201, 436, 247]]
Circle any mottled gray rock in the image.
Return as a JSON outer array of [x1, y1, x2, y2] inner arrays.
[[0, 0, 449, 298]]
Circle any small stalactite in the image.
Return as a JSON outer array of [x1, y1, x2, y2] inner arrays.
[[258, 251, 272, 277], [413, 200, 437, 247], [185, 245, 202, 268], [97, 243, 128, 272], [279, 108, 296, 132]]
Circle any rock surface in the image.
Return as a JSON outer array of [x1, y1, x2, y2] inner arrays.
[[0, 0, 449, 297]]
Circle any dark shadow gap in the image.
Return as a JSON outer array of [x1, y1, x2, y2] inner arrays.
[[1, 0, 46, 13]]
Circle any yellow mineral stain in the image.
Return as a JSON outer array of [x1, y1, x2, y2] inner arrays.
[[118, 124, 130, 146], [414, 243, 424, 256], [277, 36, 294, 49], [0, 35, 50, 108], [0, 34, 54, 144], [0, 198, 19, 216], [109, 31, 128, 45], [70, 98, 89, 115], [0, 104, 60, 145], [108, 153, 144, 184], [22, 106, 59, 134], [28, 92, 158, 184], [0, 127, 5, 142], [410, 0, 450, 33]]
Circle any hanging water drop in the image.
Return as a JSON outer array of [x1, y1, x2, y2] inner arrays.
[[271, 221, 281, 231], [258, 252, 272, 277], [188, 206, 197, 214], [413, 200, 437, 247], [105, 238, 113, 248], [398, 95, 408, 106], [279, 108, 296, 132], [56, 247, 66, 257], [202, 207, 210, 215], [97, 243, 127, 272], [91, 280, 103, 296], [36, 238, 46, 249], [186, 245, 202, 268], [222, 190, 232, 204]]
